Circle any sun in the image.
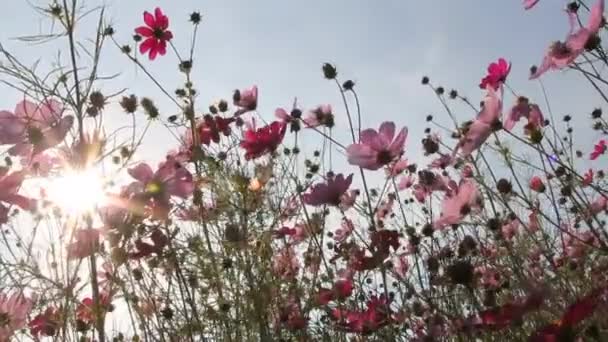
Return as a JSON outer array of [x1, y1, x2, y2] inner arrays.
[[46, 168, 107, 215]]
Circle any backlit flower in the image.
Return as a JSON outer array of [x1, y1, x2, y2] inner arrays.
[[346, 121, 407, 170], [0, 292, 33, 341], [303, 173, 353, 206], [135, 8, 173, 60], [240, 120, 286, 160], [479, 58, 511, 90]]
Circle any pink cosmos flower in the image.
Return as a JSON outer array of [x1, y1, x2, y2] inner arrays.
[[135, 8, 173, 60], [501, 218, 520, 240], [339, 189, 359, 211], [240, 120, 286, 160], [528, 210, 541, 232], [454, 88, 502, 157], [317, 279, 354, 305], [434, 180, 482, 229], [530, 0, 605, 79], [346, 121, 408, 170], [393, 253, 409, 280], [303, 173, 353, 206], [29, 307, 60, 337], [529, 176, 545, 192], [196, 115, 234, 146], [397, 174, 414, 191], [590, 139, 607, 160], [479, 58, 511, 90], [334, 218, 354, 243], [412, 170, 450, 203], [504, 97, 545, 132], [272, 246, 299, 280], [375, 196, 395, 221], [76, 294, 112, 324], [130, 228, 169, 259], [0, 169, 34, 224], [0, 99, 73, 156], [67, 229, 101, 260], [386, 158, 409, 177], [0, 292, 33, 341], [128, 162, 194, 219], [583, 169, 594, 186], [331, 295, 392, 334], [523, 0, 540, 10], [303, 104, 334, 128], [233, 85, 258, 114]]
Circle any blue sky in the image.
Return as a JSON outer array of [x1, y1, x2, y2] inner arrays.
[[0, 0, 603, 165]]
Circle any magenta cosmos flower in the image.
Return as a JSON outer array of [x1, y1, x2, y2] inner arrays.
[[0, 292, 33, 341], [591, 139, 607, 160], [135, 8, 173, 60], [479, 58, 511, 90], [346, 121, 407, 170], [530, 0, 605, 79], [523, 0, 540, 10], [303, 173, 353, 206], [240, 120, 286, 160]]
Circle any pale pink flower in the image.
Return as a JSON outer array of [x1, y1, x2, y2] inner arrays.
[[375, 196, 395, 221], [392, 254, 409, 280], [501, 219, 520, 240], [461, 164, 474, 178], [339, 189, 359, 211], [454, 88, 501, 157], [67, 229, 101, 260], [523, 0, 540, 10], [233, 85, 258, 114], [397, 175, 414, 191], [0, 99, 73, 156], [334, 218, 354, 243], [0, 169, 34, 224], [434, 180, 482, 229], [386, 158, 408, 177], [531, 0, 605, 79], [346, 121, 407, 170], [272, 246, 299, 280], [303, 104, 333, 128], [504, 97, 545, 132], [0, 292, 33, 341], [528, 210, 541, 232]]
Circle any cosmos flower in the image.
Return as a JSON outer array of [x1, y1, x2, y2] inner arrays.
[[530, 0, 604, 79], [233, 85, 258, 114], [523, 0, 541, 10], [590, 139, 607, 160], [0, 292, 33, 341], [240, 120, 286, 160], [479, 58, 511, 90], [303, 173, 353, 206], [346, 121, 408, 170], [135, 8, 173, 60]]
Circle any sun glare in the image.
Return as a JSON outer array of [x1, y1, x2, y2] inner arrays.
[[47, 169, 106, 215]]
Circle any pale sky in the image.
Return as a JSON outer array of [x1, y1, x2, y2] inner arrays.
[[0, 0, 603, 165]]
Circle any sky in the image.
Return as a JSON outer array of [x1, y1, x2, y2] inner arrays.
[[0, 0, 604, 167]]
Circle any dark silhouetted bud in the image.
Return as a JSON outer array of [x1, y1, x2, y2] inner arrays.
[[426, 115, 433, 122], [497, 178, 512, 194], [103, 26, 115, 36], [218, 100, 228, 112], [421, 76, 430, 85], [592, 108, 602, 118], [322, 63, 337, 79], [343, 80, 355, 90], [563, 115, 571, 122], [179, 60, 193, 73], [120, 95, 138, 114], [89, 91, 106, 109], [436, 87, 445, 95], [449, 89, 458, 99], [141, 98, 160, 119], [422, 223, 434, 237], [190, 12, 202, 24]]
